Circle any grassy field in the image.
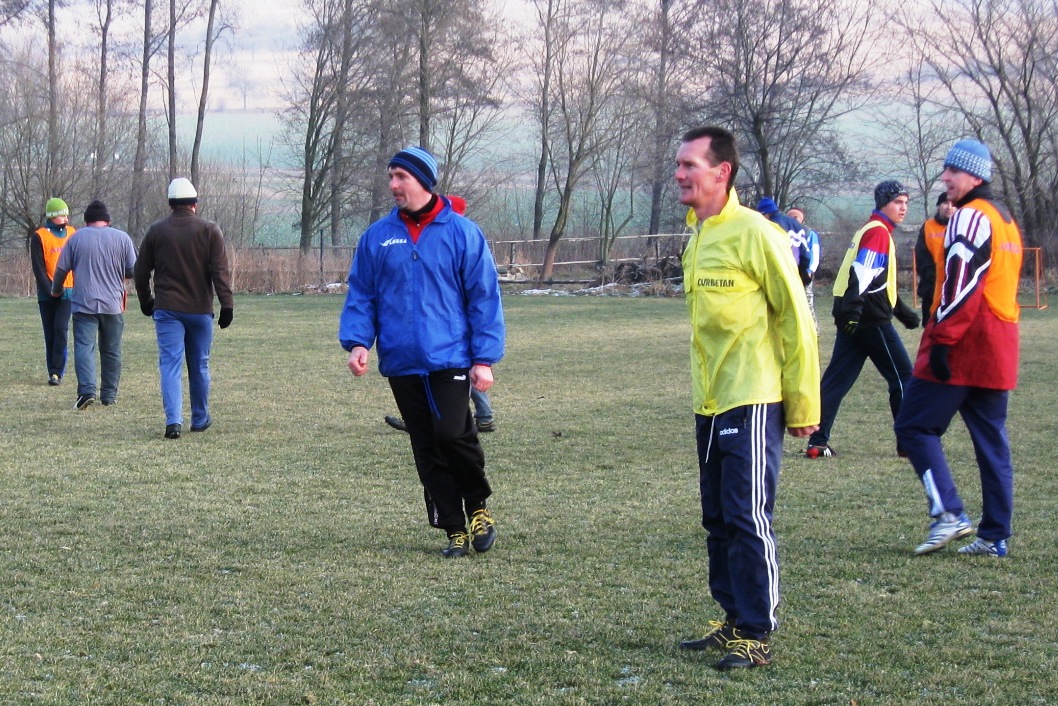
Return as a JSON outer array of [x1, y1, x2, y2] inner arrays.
[[0, 294, 1055, 705]]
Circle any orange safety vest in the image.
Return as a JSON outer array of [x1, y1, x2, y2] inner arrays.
[[36, 225, 75, 287], [964, 198, 1022, 323], [921, 217, 946, 315]]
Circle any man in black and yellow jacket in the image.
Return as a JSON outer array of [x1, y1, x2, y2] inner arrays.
[[806, 181, 921, 458], [29, 197, 75, 386]]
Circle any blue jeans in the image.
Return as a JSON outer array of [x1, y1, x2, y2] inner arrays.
[[72, 312, 124, 401], [471, 388, 494, 422], [38, 298, 71, 377], [153, 309, 213, 427]]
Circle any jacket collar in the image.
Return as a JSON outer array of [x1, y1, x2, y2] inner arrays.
[[685, 188, 742, 230], [869, 209, 896, 232]]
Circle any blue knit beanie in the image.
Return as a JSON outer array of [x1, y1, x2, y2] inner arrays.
[[874, 180, 909, 210], [943, 139, 992, 182], [756, 196, 779, 216], [388, 147, 438, 192]]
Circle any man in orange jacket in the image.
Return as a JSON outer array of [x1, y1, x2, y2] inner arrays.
[[895, 139, 1022, 557]]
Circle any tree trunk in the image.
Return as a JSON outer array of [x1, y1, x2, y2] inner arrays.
[[167, 0, 177, 180], [46, 0, 58, 193], [531, 0, 556, 241], [130, 0, 153, 241], [648, 0, 673, 235], [93, 0, 113, 193], [418, 0, 431, 149], [191, 0, 220, 185]]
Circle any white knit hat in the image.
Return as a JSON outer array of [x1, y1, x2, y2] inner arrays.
[[167, 177, 198, 201]]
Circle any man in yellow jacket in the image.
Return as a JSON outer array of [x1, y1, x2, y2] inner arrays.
[[674, 126, 820, 670]]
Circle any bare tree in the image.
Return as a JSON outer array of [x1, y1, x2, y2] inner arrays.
[[129, 0, 167, 239], [0, 0, 32, 26], [639, 0, 697, 234], [525, 0, 562, 241], [688, 0, 877, 207], [903, 0, 1058, 251], [91, 0, 114, 192], [871, 61, 968, 218], [282, 0, 388, 251], [0, 47, 98, 238], [190, 0, 231, 185], [525, 0, 637, 281]]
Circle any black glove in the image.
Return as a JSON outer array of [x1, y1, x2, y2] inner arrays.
[[895, 308, 920, 330], [218, 307, 233, 329], [893, 298, 921, 330], [929, 344, 952, 381], [841, 318, 859, 336], [140, 297, 155, 317]]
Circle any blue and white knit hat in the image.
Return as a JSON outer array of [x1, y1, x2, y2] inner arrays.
[[388, 147, 438, 192], [944, 139, 992, 182]]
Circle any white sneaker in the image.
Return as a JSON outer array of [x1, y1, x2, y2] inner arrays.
[[958, 537, 1008, 557], [915, 512, 973, 555]]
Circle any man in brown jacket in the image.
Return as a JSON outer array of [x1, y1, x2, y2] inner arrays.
[[134, 178, 234, 439]]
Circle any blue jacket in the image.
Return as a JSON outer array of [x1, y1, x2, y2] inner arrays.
[[339, 199, 505, 377]]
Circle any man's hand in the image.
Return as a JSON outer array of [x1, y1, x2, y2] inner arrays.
[[470, 364, 493, 392], [929, 344, 952, 382], [787, 425, 819, 438], [348, 346, 370, 376], [841, 318, 859, 336], [218, 307, 233, 329], [894, 299, 921, 330], [140, 297, 155, 317]]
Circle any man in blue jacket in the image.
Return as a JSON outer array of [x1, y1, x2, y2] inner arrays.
[[340, 146, 506, 559]]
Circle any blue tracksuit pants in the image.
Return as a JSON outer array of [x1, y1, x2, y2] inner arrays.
[[895, 377, 1013, 541], [696, 403, 783, 638], [809, 322, 912, 447]]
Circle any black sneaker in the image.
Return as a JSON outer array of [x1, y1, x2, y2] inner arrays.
[[476, 418, 496, 433], [441, 532, 470, 558], [190, 417, 212, 432], [101, 399, 115, 406], [384, 415, 408, 432], [680, 620, 739, 651], [716, 636, 771, 670], [48, 374, 61, 386], [469, 508, 496, 552], [75, 394, 95, 411], [165, 423, 182, 440]]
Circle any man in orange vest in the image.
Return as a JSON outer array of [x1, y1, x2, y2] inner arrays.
[[29, 197, 75, 385], [914, 192, 954, 322], [895, 139, 1023, 557]]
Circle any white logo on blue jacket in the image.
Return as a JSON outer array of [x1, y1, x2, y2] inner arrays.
[[381, 237, 408, 247]]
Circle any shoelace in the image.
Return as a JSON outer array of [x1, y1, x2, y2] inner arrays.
[[449, 533, 469, 548], [725, 638, 767, 658], [469, 511, 493, 535]]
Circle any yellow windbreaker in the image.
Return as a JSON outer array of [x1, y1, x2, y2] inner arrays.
[[682, 189, 820, 427]]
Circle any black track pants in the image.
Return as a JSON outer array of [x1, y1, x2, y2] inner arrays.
[[389, 369, 491, 532]]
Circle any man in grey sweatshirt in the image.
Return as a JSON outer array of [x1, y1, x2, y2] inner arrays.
[[52, 200, 137, 410]]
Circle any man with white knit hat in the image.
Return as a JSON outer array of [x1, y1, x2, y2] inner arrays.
[[134, 178, 234, 440], [896, 139, 1023, 557]]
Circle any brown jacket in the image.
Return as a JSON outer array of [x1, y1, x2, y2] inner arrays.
[[134, 206, 233, 314]]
